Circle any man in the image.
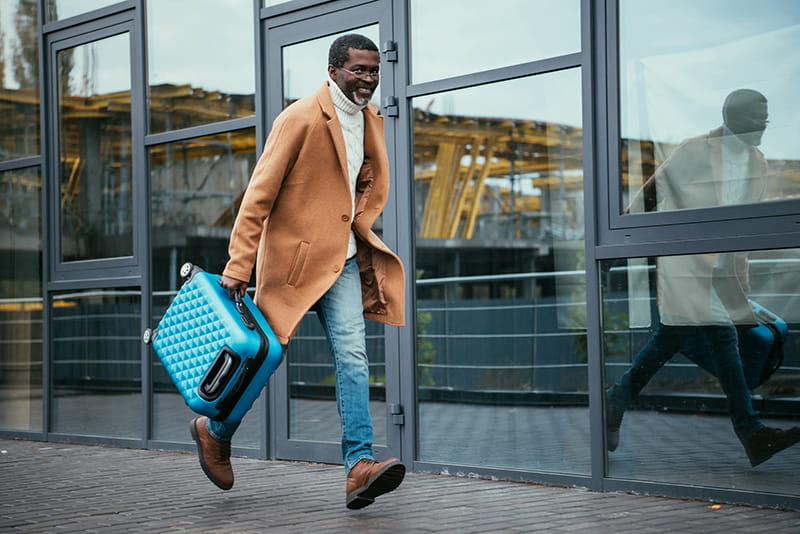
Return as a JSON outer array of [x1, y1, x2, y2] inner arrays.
[[607, 89, 800, 466], [188, 34, 406, 509]]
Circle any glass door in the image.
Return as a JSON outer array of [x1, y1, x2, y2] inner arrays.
[[45, 16, 147, 443], [264, 1, 402, 466]]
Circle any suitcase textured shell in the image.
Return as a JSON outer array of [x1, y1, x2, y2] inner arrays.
[[151, 268, 282, 423]]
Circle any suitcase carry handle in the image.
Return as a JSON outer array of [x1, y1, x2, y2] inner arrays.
[[234, 292, 256, 330]]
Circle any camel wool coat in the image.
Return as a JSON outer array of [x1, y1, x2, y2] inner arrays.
[[223, 82, 405, 344]]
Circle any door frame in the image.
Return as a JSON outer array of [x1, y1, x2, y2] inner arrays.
[[261, 0, 405, 467], [42, 8, 149, 447]]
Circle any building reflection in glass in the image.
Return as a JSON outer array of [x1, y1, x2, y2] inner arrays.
[[0, 1, 40, 161], [51, 287, 142, 438], [0, 166, 43, 433], [619, 0, 800, 212], [603, 249, 800, 494], [146, 0, 255, 133], [413, 69, 589, 474], [57, 33, 133, 262]]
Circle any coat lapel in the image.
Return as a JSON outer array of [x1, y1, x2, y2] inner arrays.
[[318, 83, 350, 186]]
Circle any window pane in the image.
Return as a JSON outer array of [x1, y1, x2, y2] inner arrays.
[[58, 33, 133, 262], [0, 0, 40, 160], [0, 167, 43, 433], [620, 0, 800, 213], [44, 0, 118, 22], [146, 0, 255, 133], [414, 69, 587, 474], [149, 129, 260, 446], [52, 288, 141, 438], [603, 249, 800, 495], [410, 0, 580, 84]]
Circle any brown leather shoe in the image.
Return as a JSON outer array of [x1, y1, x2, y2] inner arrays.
[[345, 458, 405, 510], [189, 416, 234, 490], [745, 426, 800, 467]]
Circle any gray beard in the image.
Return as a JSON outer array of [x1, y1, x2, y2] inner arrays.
[[351, 92, 370, 106]]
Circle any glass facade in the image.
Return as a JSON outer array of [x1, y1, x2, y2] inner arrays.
[[57, 32, 133, 262], [45, 0, 119, 22], [410, 0, 580, 84], [0, 0, 797, 509], [0, 166, 42, 433], [413, 69, 587, 473], [51, 287, 141, 437], [620, 0, 800, 213], [146, 0, 255, 133], [602, 248, 800, 494], [0, 0, 40, 160]]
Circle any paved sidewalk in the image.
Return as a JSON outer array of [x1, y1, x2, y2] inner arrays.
[[1, 438, 799, 533]]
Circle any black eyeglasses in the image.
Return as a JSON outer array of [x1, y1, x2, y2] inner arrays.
[[339, 67, 381, 81]]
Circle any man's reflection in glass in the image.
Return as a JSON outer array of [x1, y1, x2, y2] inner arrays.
[[629, 89, 769, 212], [608, 89, 800, 467]]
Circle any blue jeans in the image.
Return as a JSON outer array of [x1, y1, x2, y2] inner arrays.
[[608, 323, 763, 444], [207, 256, 374, 473]]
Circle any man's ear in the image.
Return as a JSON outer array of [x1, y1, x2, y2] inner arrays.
[[327, 65, 337, 81]]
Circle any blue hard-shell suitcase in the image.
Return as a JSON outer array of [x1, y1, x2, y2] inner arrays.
[[143, 262, 283, 424]]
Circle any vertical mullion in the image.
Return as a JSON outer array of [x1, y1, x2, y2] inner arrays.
[[392, 0, 417, 473], [134, 0, 151, 447], [252, 0, 270, 461], [581, 0, 604, 492]]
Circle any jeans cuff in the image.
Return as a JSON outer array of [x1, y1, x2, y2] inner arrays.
[[346, 454, 373, 475], [206, 419, 234, 443]]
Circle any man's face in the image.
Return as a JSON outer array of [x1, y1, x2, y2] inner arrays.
[[725, 101, 769, 146], [328, 47, 380, 106]]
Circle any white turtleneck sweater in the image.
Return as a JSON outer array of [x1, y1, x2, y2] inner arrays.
[[328, 80, 366, 259]]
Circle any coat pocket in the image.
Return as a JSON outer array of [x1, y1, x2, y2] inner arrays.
[[287, 241, 310, 287]]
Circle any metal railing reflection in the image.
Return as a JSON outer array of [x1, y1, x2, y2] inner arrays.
[[603, 261, 800, 417], [49, 290, 140, 392], [416, 270, 587, 401]]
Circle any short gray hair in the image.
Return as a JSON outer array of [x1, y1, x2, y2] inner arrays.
[[328, 34, 378, 67]]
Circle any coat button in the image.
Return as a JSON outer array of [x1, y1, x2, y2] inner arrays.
[[341, 214, 350, 222]]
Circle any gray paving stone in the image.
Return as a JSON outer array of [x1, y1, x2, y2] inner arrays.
[[1, 438, 799, 533]]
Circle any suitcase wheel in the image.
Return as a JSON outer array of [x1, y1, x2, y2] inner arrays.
[[179, 262, 194, 279], [142, 328, 155, 345]]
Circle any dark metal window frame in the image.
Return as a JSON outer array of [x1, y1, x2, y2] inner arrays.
[[593, 0, 800, 510], [39, 4, 147, 450], [398, 0, 596, 491], [44, 9, 145, 286], [596, 0, 800, 259]]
